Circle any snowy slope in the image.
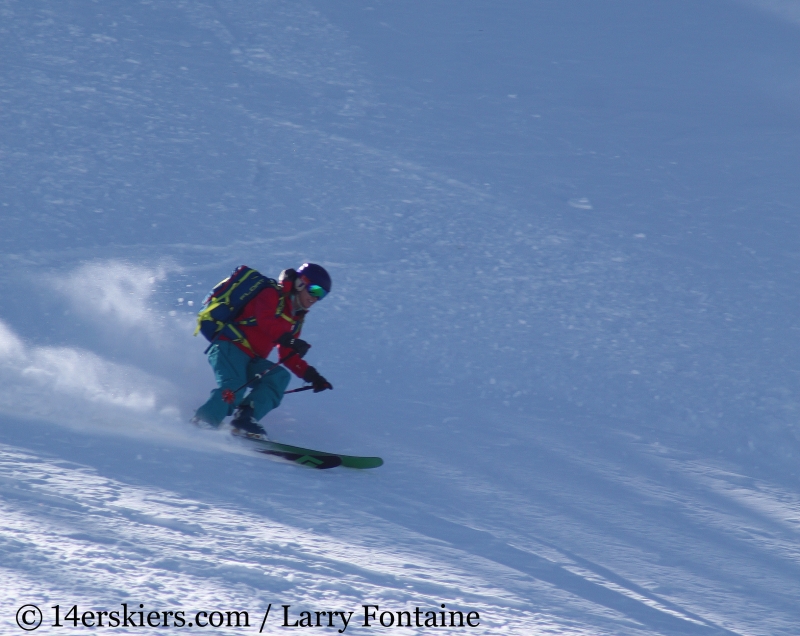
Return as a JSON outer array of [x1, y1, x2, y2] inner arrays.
[[2, 1, 800, 634]]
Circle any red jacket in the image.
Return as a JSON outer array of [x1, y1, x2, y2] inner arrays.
[[222, 279, 310, 379]]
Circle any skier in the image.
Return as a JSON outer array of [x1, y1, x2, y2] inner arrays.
[[192, 263, 333, 437]]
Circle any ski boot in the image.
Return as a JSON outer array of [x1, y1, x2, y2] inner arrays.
[[230, 403, 267, 439]]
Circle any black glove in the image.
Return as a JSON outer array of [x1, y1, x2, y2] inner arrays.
[[303, 366, 333, 392], [277, 333, 311, 358]]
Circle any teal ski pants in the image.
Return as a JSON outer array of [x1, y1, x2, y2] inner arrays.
[[194, 340, 290, 427]]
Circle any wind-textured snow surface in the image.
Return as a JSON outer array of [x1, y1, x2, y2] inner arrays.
[[2, 1, 800, 634]]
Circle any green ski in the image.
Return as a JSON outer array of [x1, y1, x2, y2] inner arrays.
[[234, 432, 383, 469]]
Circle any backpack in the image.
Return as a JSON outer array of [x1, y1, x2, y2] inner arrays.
[[194, 265, 281, 352]]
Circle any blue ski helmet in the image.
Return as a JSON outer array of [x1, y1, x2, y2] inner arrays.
[[297, 262, 332, 297]]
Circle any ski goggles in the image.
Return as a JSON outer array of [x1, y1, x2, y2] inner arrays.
[[306, 284, 328, 300]]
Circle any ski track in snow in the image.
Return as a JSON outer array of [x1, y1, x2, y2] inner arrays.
[[0, 440, 624, 635], [2, 0, 800, 634], [2, 414, 799, 635]]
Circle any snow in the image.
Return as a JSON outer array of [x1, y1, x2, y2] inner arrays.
[[1, 0, 800, 633]]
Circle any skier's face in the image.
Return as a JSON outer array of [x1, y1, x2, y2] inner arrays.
[[297, 287, 317, 310], [294, 278, 318, 310]]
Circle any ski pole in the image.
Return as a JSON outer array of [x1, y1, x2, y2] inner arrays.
[[284, 385, 315, 394], [221, 351, 297, 404]]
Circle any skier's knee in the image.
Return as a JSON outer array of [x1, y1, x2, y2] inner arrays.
[[273, 365, 291, 390]]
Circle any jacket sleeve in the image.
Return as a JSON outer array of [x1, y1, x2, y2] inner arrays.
[[277, 344, 310, 379], [243, 289, 308, 378], [249, 288, 311, 378]]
